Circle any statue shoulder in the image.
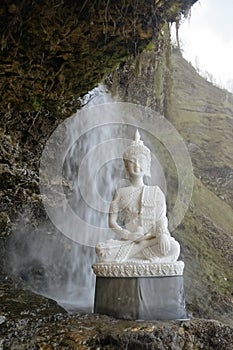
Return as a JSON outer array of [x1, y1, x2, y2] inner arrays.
[[143, 184, 164, 193], [114, 186, 131, 197], [111, 187, 121, 198], [109, 187, 126, 213], [143, 185, 166, 200]]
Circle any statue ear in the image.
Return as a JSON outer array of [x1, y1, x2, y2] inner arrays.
[[146, 166, 151, 177]]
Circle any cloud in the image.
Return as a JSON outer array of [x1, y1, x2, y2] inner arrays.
[[174, 0, 233, 89]]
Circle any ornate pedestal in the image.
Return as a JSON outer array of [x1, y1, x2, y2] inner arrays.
[[92, 261, 187, 320]]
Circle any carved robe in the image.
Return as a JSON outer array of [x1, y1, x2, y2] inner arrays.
[[96, 185, 180, 263]]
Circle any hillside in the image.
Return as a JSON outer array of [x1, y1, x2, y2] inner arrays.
[[168, 51, 233, 322], [170, 51, 233, 208]]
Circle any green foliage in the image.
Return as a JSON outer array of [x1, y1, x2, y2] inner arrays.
[[31, 97, 41, 112], [144, 42, 155, 51]]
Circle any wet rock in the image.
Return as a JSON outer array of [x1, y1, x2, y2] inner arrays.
[[0, 281, 66, 349], [0, 311, 232, 349], [0, 282, 66, 321]]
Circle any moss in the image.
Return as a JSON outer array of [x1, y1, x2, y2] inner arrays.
[[144, 41, 155, 51], [0, 0, 198, 115], [162, 50, 233, 320], [173, 176, 233, 319], [192, 178, 233, 234], [152, 22, 171, 113], [31, 96, 42, 112]]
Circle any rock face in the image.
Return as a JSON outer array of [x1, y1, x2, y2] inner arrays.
[[1, 313, 233, 349], [108, 23, 171, 114], [0, 0, 196, 113], [0, 281, 67, 349]]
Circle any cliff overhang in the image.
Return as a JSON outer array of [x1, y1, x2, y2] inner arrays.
[[0, 0, 197, 114]]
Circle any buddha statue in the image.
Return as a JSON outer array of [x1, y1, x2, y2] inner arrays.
[[95, 130, 180, 263]]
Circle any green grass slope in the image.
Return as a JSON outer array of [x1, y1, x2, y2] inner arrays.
[[169, 51, 233, 324]]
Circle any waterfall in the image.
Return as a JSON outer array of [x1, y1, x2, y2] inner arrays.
[[6, 83, 192, 313], [54, 86, 167, 310], [58, 84, 119, 311]]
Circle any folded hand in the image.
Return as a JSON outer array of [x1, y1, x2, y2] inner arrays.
[[128, 232, 144, 241]]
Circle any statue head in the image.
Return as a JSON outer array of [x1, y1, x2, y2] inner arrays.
[[123, 130, 151, 177]]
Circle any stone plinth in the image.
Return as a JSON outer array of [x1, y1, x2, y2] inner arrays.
[[92, 261, 187, 321], [92, 261, 184, 278]]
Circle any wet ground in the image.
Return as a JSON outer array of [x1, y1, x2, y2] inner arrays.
[[0, 281, 232, 350]]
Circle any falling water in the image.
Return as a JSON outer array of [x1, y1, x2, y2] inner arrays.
[[59, 84, 119, 310], [6, 83, 183, 313], [6, 84, 119, 313], [56, 85, 167, 310]]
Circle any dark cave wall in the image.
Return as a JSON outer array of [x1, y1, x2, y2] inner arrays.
[[0, 0, 197, 114]]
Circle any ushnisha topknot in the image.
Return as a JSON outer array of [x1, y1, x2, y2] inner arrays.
[[123, 130, 151, 176]]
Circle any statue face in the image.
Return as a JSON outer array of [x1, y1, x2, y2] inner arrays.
[[125, 155, 147, 177]]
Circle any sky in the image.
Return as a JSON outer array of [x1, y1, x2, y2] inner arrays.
[[172, 0, 233, 92]]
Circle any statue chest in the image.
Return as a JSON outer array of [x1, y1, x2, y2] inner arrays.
[[118, 187, 154, 228], [118, 187, 142, 227]]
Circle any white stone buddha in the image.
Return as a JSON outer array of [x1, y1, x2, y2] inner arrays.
[[95, 130, 180, 264]]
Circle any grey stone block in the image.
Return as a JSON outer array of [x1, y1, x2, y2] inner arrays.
[[94, 276, 187, 320]]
